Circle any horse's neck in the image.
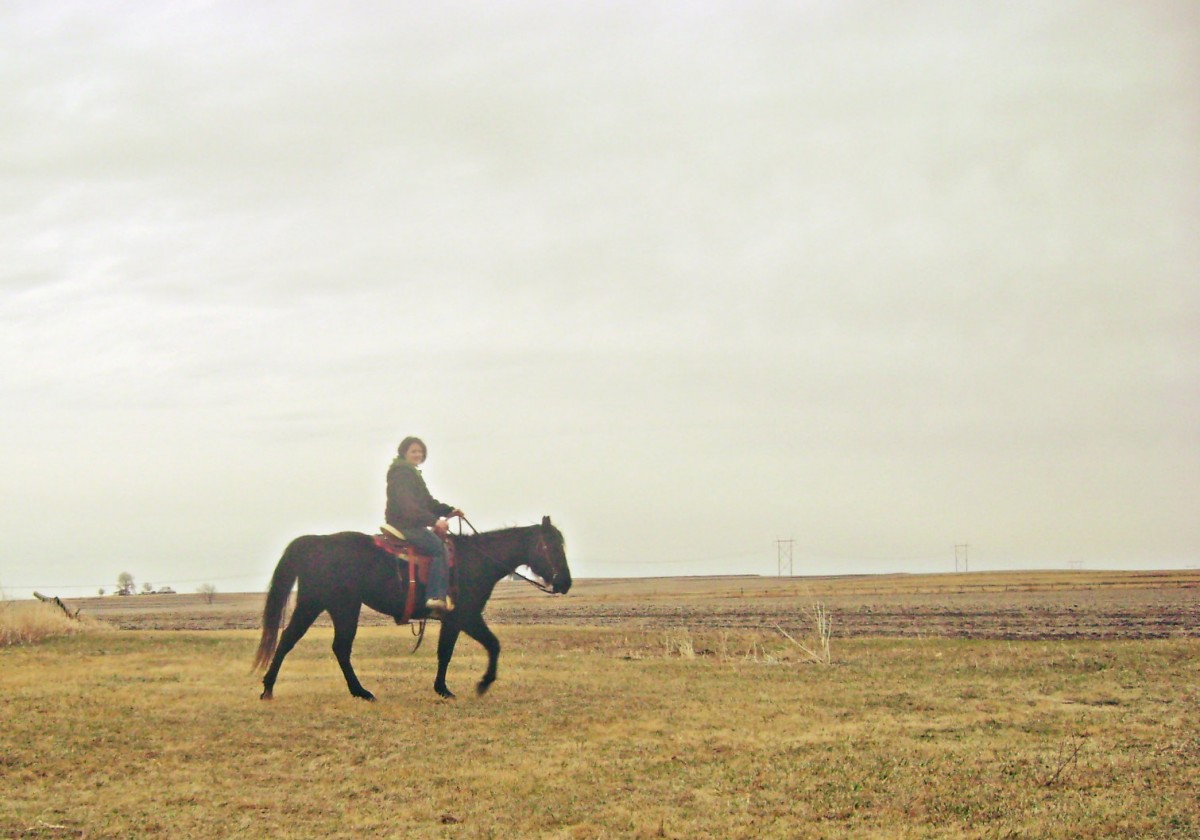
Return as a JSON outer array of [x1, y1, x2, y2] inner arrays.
[[460, 528, 533, 578]]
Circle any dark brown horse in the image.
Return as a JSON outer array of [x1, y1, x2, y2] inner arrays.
[[253, 517, 571, 700]]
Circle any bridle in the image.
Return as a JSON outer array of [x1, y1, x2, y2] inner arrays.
[[458, 516, 558, 594]]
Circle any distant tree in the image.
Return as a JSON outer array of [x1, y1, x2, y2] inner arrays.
[[98, 588, 105, 597], [142, 582, 154, 594], [197, 583, 217, 604], [117, 572, 135, 596]]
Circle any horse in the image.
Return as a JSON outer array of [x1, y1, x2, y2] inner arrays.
[[253, 516, 571, 700]]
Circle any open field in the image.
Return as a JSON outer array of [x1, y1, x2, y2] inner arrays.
[[3, 571, 1198, 838], [62, 569, 1200, 639]]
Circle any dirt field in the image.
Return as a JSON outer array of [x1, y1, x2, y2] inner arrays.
[[65, 569, 1200, 639]]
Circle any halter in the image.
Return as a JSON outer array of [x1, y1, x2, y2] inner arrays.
[[459, 516, 558, 594]]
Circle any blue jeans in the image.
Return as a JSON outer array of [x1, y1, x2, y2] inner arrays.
[[403, 526, 449, 600]]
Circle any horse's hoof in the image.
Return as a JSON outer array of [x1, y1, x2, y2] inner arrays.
[[476, 679, 494, 696], [260, 690, 273, 701], [354, 691, 376, 702], [435, 687, 456, 700]]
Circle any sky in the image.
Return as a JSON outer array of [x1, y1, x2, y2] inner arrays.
[[2, 1, 1197, 598]]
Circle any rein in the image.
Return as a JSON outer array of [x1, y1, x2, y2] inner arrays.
[[458, 517, 557, 594]]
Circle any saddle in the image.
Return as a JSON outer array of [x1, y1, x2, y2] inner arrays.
[[374, 525, 455, 624]]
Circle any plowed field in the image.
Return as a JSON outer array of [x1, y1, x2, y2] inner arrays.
[[65, 569, 1199, 639]]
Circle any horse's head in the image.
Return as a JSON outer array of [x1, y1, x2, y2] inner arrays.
[[526, 516, 572, 594]]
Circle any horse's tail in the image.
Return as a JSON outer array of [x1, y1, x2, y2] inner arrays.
[[252, 540, 303, 672]]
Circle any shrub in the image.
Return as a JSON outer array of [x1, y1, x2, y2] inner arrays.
[[0, 600, 100, 646], [775, 601, 833, 665]]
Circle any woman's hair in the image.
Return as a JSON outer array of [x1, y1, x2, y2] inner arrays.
[[398, 436, 427, 462]]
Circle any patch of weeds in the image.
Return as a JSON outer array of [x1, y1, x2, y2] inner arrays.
[[1037, 732, 1088, 787]]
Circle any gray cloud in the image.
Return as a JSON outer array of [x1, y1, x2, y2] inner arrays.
[[2, 1, 1197, 595]]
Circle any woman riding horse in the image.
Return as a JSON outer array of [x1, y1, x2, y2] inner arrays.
[[254, 517, 572, 699], [385, 436, 463, 614]]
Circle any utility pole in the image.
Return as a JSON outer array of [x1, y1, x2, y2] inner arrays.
[[954, 543, 969, 573], [777, 538, 794, 577]]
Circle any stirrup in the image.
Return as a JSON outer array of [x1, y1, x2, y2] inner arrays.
[[425, 595, 454, 614]]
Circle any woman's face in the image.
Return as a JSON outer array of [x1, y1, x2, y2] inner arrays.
[[404, 443, 426, 466]]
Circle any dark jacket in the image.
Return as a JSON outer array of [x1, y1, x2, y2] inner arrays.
[[385, 458, 454, 530]]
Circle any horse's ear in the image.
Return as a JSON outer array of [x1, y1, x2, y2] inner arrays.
[[542, 515, 551, 527]]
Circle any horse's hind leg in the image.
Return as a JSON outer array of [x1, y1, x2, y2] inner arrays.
[[462, 615, 501, 696], [330, 602, 373, 701], [261, 599, 322, 700]]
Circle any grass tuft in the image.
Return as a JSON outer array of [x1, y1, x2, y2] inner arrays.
[[775, 601, 834, 665], [0, 599, 109, 646]]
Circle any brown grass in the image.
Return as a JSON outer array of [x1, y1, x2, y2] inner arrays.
[[0, 599, 110, 647], [2, 621, 1197, 838]]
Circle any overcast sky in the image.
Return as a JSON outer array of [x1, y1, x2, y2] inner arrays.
[[2, 1, 1197, 598]]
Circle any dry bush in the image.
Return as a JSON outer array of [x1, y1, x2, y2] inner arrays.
[[662, 627, 696, 659], [775, 601, 833, 665], [0, 599, 106, 646]]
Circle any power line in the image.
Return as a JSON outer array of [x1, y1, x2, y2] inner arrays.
[[2, 571, 265, 590], [593, 549, 764, 566]]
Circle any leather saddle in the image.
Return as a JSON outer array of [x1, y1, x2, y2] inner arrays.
[[373, 525, 455, 623]]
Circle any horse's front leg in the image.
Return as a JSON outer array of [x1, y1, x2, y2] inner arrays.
[[461, 615, 501, 696], [433, 620, 461, 698]]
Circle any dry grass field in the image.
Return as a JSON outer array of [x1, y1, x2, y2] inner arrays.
[[3, 571, 1198, 838]]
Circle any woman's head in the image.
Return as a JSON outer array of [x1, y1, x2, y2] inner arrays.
[[398, 436, 427, 465]]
